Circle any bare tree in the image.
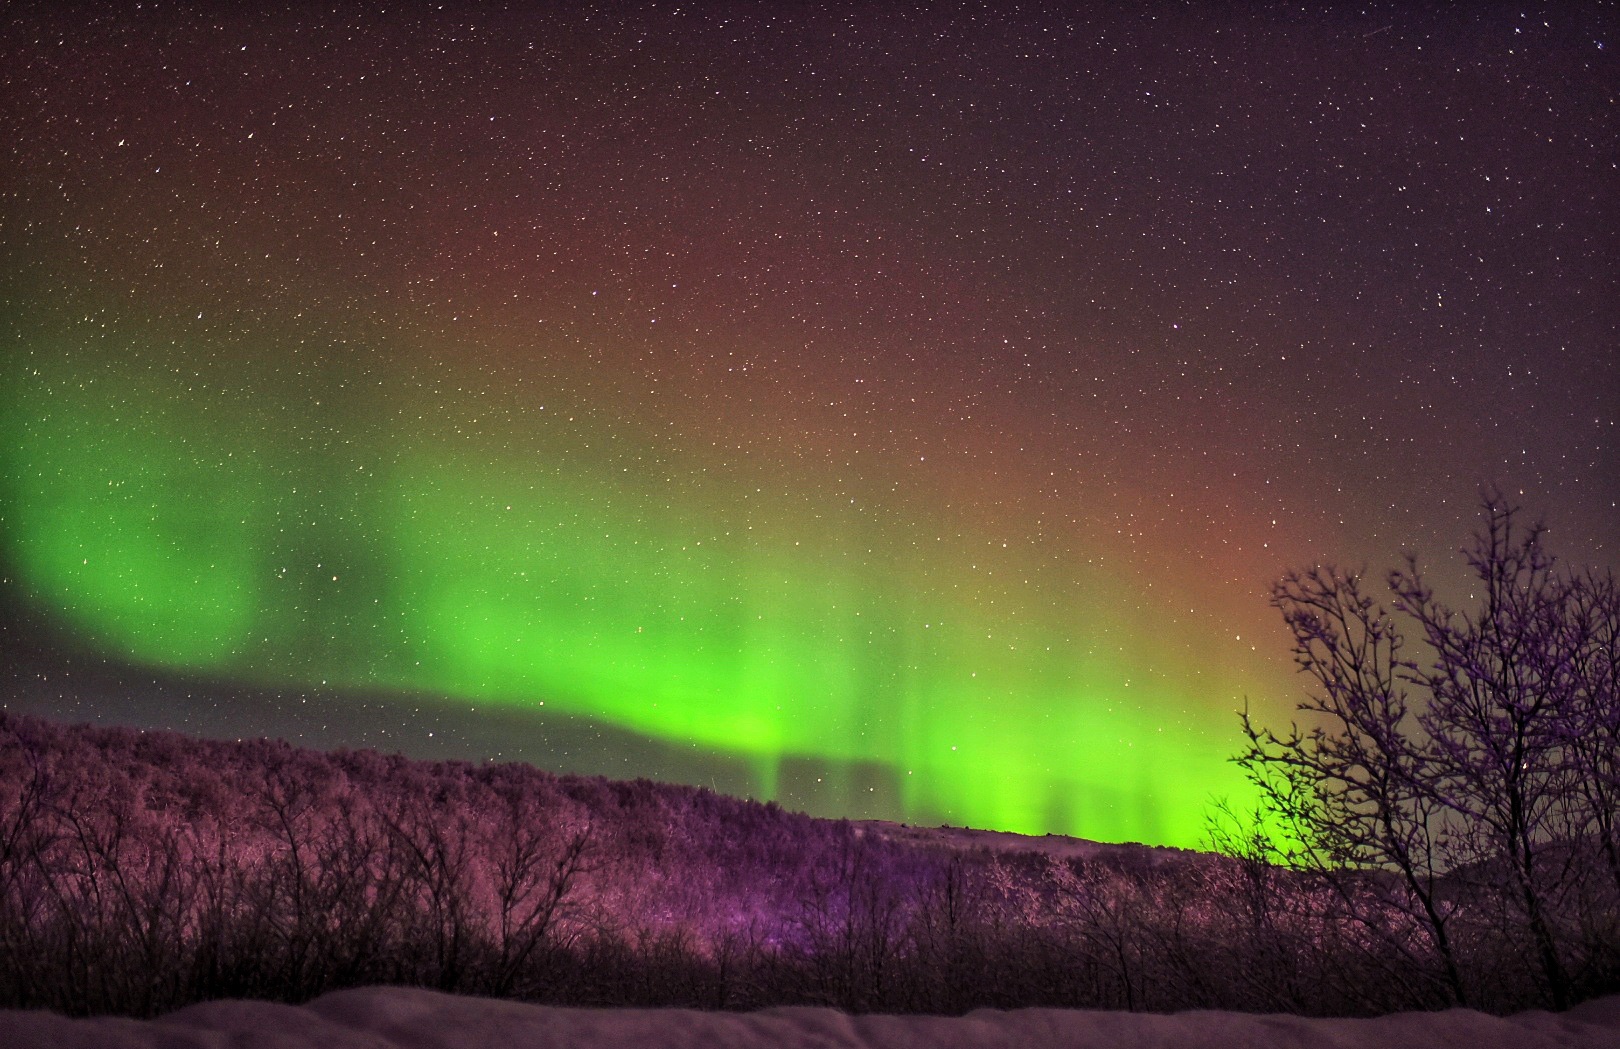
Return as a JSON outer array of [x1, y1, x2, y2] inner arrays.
[[476, 780, 594, 997], [0, 721, 59, 1008], [1389, 494, 1581, 1007], [1232, 490, 1618, 1011], [1554, 570, 1620, 892], [792, 826, 907, 1011], [1236, 565, 1467, 1006], [381, 780, 476, 991]]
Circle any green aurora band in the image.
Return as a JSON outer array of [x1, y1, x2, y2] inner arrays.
[[3, 334, 1267, 847]]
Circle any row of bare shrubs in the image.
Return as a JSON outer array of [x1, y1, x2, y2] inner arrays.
[[0, 713, 597, 1015], [0, 709, 1610, 1018]]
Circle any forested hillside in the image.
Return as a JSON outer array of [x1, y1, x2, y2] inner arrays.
[[0, 711, 1610, 1018]]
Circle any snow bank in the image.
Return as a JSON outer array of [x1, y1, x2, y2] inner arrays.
[[3, 988, 1618, 1049]]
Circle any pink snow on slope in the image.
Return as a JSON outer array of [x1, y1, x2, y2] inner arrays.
[[4, 988, 1619, 1049]]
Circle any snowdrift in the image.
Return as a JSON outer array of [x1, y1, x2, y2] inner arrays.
[[4, 987, 1619, 1049]]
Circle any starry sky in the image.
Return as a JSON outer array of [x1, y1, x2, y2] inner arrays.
[[2, 3, 1616, 848]]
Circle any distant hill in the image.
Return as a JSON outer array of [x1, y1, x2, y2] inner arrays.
[[0, 711, 1595, 1019]]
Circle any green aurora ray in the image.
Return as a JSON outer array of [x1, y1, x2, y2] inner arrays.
[[3, 332, 1267, 847]]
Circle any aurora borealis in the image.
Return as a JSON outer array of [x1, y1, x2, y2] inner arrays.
[[2, 4, 1616, 848]]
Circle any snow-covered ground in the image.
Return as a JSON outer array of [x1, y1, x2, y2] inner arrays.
[[4, 987, 1618, 1049]]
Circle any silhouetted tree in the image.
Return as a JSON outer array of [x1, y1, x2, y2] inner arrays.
[[1235, 562, 1467, 1007], [1233, 490, 1619, 1010], [475, 773, 594, 996]]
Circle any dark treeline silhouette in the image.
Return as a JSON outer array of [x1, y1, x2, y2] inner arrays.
[[0, 703, 1612, 1018], [1229, 491, 1620, 1014]]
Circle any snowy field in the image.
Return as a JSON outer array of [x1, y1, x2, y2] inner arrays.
[[4, 987, 1619, 1049]]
